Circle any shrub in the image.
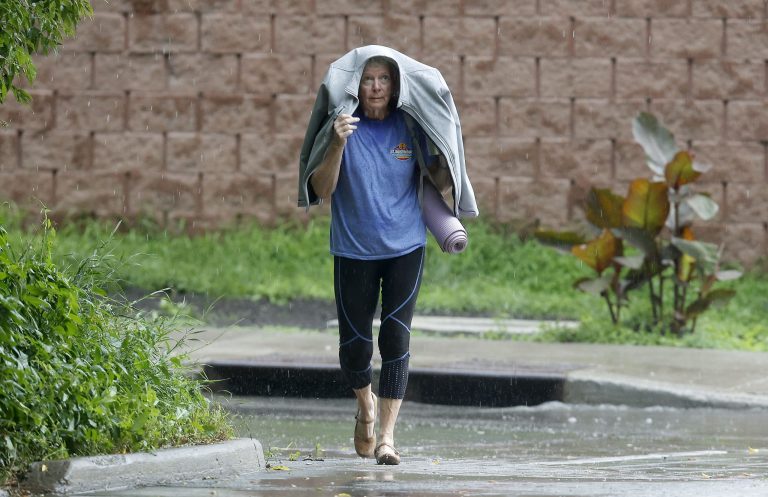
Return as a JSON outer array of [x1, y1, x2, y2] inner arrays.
[[535, 113, 740, 335], [0, 216, 232, 484]]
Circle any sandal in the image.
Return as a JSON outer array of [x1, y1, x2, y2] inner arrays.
[[354, 393, 377, 458], [375, 442, 400, 465]]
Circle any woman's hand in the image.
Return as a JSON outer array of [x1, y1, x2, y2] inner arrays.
[[311, 114, 358, 200], [333, 114, 360, 147]]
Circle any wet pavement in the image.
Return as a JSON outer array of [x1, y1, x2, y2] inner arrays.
[[83, 397, 768, 497], [26, 322, 768, 496]]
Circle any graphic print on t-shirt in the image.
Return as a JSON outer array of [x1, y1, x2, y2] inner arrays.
[[390, 143, 414, 161]]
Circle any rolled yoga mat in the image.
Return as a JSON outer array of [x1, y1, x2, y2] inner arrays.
[[422, 181, 468, 254]]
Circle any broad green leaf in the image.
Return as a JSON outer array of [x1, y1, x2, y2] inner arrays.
[[664, 151, 700, 189], [715, 270, 742, 281], [534, 229, 587, 251], [632, 112, 679, 176], [686, 288, 736, 318], [571, 229, 621, 275], [614, 255, 645, 270], [585, 188, 624, 229], [574, 275, 611, 296], [685, 298, 710, 318], [693, 160, 712, 175], [622, 179, 670, 235], [685, 193, 719, 221], [671, 237, 719, 274], [666, 201, 695, 231], [706, 288, 736, 308], [612, 227, 658, 257]]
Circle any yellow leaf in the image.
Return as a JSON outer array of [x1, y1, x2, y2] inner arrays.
[[622, 179, 669, 235], [270, 465, 291, 471], [41, 464, 48, 473], [335, 494, 353, 497], [748, 447, 759, 454], [571, 229, 621, 274]]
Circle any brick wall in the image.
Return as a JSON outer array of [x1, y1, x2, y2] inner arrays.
[[1, 0, 767, 264]]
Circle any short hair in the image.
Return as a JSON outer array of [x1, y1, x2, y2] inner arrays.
[[363, 56, 400, 110]]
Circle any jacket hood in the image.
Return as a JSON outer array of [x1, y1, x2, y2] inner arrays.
[[299, 45, 479, 219], [324, 45, 434, 113]]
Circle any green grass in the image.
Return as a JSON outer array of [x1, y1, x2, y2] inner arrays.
[[52, 218, 334, 304], [45, 217, 596, 318], [4, 208, 767, 351]]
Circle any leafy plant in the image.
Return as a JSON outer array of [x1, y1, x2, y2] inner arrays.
[[0, 214, 232, 485], [0, 0, 93, 104], [536, 112, 740, 335]]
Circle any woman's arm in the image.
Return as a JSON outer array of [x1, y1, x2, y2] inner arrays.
[[310, 114, 359, 200]]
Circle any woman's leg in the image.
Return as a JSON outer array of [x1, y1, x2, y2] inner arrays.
[[377, 246, 425, 456], [334, 256, 382, 456], [334, 255, 380, 391]]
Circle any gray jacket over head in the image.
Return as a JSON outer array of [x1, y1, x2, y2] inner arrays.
[[297, 45, 479, 219]]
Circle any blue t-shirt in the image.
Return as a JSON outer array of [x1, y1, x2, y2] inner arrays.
[[330, 109, 427, 260]]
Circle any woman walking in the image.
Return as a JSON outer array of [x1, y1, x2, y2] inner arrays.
[[299, 46, 478, 465]]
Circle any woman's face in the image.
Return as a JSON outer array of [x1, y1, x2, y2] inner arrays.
[[359, 62, 393, 119]]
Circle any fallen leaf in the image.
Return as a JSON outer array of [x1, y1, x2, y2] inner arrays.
[[748, 447, 759, 454], [270, 465, 291, 471]]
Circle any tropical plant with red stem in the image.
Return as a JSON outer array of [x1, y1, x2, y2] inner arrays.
[[536, 113, 740, 335]]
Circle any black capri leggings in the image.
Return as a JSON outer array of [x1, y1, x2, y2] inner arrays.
[[334, 246, 425, 399]]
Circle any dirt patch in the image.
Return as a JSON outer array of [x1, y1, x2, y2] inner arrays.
[[117, 286, 494, 330], [118, 286, 337, 329]]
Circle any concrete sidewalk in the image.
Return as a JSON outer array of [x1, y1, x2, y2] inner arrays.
[[182, 319, 768, 409], [327, 315, 580, 335]]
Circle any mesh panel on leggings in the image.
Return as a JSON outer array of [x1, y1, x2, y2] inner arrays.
[[379, 353, 410, 399]]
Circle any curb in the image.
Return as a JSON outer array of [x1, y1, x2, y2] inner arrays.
[[565, 374, 768, 409], [202, 360, 768, 410], [202, 360, 567, 408], [20, 438, 265, 496]]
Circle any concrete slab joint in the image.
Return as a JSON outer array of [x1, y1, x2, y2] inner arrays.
[[20, 438, 265, 495]]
